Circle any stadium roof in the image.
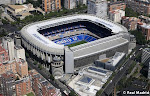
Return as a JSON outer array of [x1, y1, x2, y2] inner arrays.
[[71, 36, 128, 59], [21, 14, 127, 55]]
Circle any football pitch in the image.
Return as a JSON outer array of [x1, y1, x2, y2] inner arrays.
[[67, 40, 87, 47]]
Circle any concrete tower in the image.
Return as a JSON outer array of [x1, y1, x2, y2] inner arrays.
[[51, 56, 64, 78]]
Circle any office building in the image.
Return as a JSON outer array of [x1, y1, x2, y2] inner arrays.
[[95, 52, 125, 71], [142, 48, 150, 64], [87, 0, 107, 18], [2, 37, 15, 61]]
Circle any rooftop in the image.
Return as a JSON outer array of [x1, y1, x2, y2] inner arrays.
[[109, 1, 125, 5], [141, 23, 150, 29], [144, 48, 150, 52], [100, 58, 110, 63], [8, 5, 26, 10], [105, 52, 125, 66], [15, 45, 23, 49], [72, 36, 128, 59]]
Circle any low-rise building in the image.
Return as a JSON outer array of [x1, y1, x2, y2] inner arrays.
[[108, 9, 125, 23], [5, 4, 34, 20], [95, 52, 125, 71], [121, 17, 141, 31], [68, 66, 112, 96]]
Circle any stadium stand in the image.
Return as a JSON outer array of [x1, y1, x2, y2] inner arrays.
[[53, 34, 97, 45]]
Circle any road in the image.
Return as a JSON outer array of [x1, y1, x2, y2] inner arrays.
[[101, 46, 142, 96], [26, 58, 67, 96]]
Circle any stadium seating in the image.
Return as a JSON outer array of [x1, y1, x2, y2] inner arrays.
[[39, 21, 112, 46], [53, 34, 97, 45]]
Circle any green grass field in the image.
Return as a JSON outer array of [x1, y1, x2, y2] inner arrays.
[[67, 40, 87, 47]]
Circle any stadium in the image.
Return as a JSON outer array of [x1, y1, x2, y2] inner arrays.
[[20, 14, 130, 73]]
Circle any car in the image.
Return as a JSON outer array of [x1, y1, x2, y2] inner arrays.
[[119, 67, 123, 70], [139, 48, 143, 50]]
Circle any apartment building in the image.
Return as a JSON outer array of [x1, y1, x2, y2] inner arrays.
[[15, 77, 32, 96], [121, 16, 141, 31], [126, 0, 150, 15], [29, 69, 61, 96], [16, 59, 28, 78], [109, 9, 125, 23], [108, 1, 126, 11], [0, 71, 16, 96], [42, 0, 61, 12], [140, 23, 150, 40]]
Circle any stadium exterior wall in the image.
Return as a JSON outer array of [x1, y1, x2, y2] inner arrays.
[[74, 42, 129, 67], [21, 37, 53, 63]]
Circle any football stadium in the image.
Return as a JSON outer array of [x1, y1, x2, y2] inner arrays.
[[20, 14, 130, 73]]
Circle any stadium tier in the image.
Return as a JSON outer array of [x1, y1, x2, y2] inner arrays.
[[20, 14, 130, 73], [53, 34, 97, 45]]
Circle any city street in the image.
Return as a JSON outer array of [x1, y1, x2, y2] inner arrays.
[[101, 46, 142, 96], [26, 58, 67, 96]]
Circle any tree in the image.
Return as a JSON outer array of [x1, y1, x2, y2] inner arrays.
[[2, 19, 9, 24], [16, 76, 19, 81], [0, 29, 7, 37], [38, 64, 42, 70], [130, 30, 146, 45], [96, 89, 103, 96], [50, 75, 54, 81], [125, 7, 140, 17], [33, 61, 37, 65], [69, 90, 77, 96]]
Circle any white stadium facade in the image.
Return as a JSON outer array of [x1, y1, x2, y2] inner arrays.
[[21, 14, 131, 74]]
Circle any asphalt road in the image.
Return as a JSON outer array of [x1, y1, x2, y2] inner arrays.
[[1, 24, 19, 32], [101, 47, 142, 96], [26, 58, 66, 96]]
